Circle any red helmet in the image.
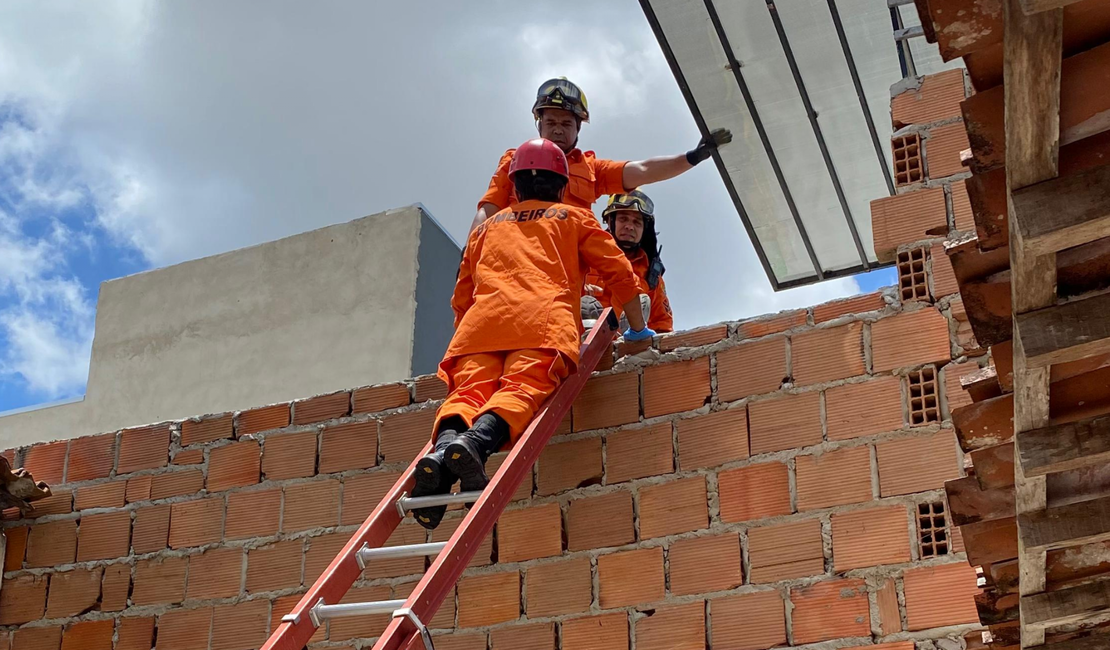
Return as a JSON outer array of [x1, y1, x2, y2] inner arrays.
[[508, 138, 569, 180]]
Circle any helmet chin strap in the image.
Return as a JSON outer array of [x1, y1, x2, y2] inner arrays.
[[616, 238, 640, 252]]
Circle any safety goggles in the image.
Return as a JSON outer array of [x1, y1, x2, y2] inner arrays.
[[535, 78, 589, 121], [605, 190, 654, 218]]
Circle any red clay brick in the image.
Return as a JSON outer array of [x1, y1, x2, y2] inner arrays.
[[319, 420, 377, 472], [0, 574, 47, 624], [643, 357, 710, 417], [61, 619, 113, 650], [66, 433, 116, 482], [207, 439, 260, 492], [826, 376, 905, 441], [738, 310, 807, 339], [353, 382, 410, 413], [45, 567, 102, 618], [3, 526, 27, 571], [598, 547, 664, 608], [20, 490, 72, 519], [792, 322, 865, 386], [871, 187, 947, 262], [302, 531, 348, 584], [187, 547, 243, 599], [211, 599, 269, 650], [100, 563, 130, 611], [535, 437, 601, 496], [902, 562, 979, 630], [490, 623, 553, 650], [151, 468, 204, 500], [432, 517, 493, 568], [117, 424, 170, 474], [132, 503, 170, 553], [875, 579, 902, 634], [876, 431, 960, 496], [26, 519, 77, 567], [566, 490, 635, 551], [669, 533, 742, 595], [831, 505, 911, 571], [930, 242, 959, 298], [380, 408, 433, 464], [74, 481, 126, 510], [716, 338, 786, 401], [718, 462, 792, 523], [925, 121, 970, 179], [132, 555, 187, 605], [426, 634, 486, 650], [282, 479, 340, 532], [636, 602, 704, 650], [126, 476, 152, 503], [943, 361, 980, 413], [157, 607, 212, 650], [261, 430, 317, 480], [270, 595, 325, 645], [414, 374, 448, 402], [749, 392, 822, 454], [677, 408, 749, 470], [169, 497, 224, 548], [572, 372, 639, 431], [486, 452, 533, 502], [23, 441, 67, 485], [791, 578, 870, 644], [77, 510, 131, 561], [796, 446, 873, 511], [498, 503, 562, 563], [813, 292, 886, 324], [11, 626, 60, 650], [891, 69, 965, 128], [292, 391, 350, 425], [525, 556, 592, 617], [457, 571, 520, 627], [748, 519, 824, 583], [606, 423, 673, 484], [872, 309, 951, 372], [246, 539, 305, 594], [224, 488, 281, 540], [238, 403, 290, 435], [562, 613, 628, 650], [950, 179, 975, 232], [180, 414, 233, 445], [362, 522, 426, 578], [712, 591, 786, 650], [639, 476, 707, 539], [341, 471, 403, 525], [116, 617, 155, 650], [659, 324, 728, 352]]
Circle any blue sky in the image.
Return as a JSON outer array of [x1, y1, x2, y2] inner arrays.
[[0, 2, 896, 414]]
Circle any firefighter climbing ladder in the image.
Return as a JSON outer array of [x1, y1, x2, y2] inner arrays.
[[260, 310, 619, 650]]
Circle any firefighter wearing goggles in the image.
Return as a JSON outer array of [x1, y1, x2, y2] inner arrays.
[[471, 77, 733, 234]]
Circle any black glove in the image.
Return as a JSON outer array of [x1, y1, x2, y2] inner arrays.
[[685, 128, 733, 166]]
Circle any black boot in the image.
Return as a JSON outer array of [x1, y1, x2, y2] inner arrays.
[[411, 416, 466, 530], [444, 412, 510, 495]]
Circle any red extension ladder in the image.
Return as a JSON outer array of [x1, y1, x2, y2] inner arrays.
[[260, 310, 619, 650]]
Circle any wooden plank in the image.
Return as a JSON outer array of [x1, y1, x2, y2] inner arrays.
[[1036, 633, 1110, 650], [1020, 494, 1110, 552], [973, 442, 1017, 490], [977, 587, 1021, 625], [962, 516, 1021, 565], [1017, 291, 1110, 369], [1013, 163, 1110, 257], [1020, 413, 1110, 477], [1022, 578, 1110, 629], [947, 475, 1017, 525], [1020, 0, 1085, 14]]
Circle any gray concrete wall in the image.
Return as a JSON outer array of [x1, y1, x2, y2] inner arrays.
[[0, 204, 461, 449], [411, 210, 464, 376]]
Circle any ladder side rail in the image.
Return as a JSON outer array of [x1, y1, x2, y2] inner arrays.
[[261, 439, 433, 650], [373, 310, 619, 650]]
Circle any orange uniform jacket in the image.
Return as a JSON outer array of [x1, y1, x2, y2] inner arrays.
[[445, 199, 641, 372], [479, 148, 628, 211], [587, 248, 674, 333]]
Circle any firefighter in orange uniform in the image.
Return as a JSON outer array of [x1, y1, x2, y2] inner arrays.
[[586, 188, 674, 333], [411, 139, 655, 530], [470, 77, 732, 234]]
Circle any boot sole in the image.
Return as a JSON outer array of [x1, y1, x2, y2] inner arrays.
[[411, 455, 450, 530], [444, 441, 489, 494]]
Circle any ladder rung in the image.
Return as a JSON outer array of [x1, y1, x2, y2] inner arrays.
[[395, 490, 484, 517], [308, 598, 408, 626], [356, 541, 446, 569]]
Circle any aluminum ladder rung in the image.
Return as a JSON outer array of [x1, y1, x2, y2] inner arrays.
[[304, 598, 408, 627], [355, 541, 446, 569], [395, 490, 484, 517]]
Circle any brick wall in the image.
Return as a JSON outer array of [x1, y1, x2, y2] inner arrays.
[[0, 290, 985, 650]]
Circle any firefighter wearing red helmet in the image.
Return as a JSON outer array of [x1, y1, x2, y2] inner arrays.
[[410, 139, 653, 530], [470, 77, 733, 234]]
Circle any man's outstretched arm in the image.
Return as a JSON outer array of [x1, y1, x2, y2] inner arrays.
[[621, 128, 732, 189]]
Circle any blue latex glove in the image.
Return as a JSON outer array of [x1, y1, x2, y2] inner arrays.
[[623, 326, 656, 342]]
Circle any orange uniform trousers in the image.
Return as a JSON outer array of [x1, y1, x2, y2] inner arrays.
[[433, 349, 570, 445]]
